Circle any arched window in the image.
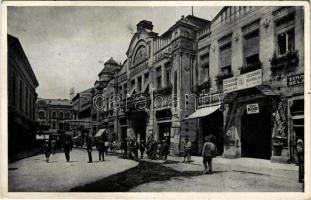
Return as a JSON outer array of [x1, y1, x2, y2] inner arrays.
[[39, 111, 45, 119], [59, 112, 63, 119]]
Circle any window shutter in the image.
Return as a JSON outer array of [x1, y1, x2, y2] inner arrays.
[[244, 30, 259, 57], [220, 43, 232, 68]]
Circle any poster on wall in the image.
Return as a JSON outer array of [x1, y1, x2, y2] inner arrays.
[[246, 103, 259, 114]]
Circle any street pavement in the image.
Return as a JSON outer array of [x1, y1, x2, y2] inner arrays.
[[8, 149, 303, 192], [8, 148, 138, 192], [131, 156, 303, 192]]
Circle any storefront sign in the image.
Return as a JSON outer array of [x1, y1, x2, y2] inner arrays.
[[246, 103, 259, 114], [223, 69, 262, 93], [274, 99, 288, 137], [287, 74, 304, 86]]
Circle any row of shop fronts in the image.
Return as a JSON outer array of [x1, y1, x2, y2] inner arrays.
[[78, 6, 305, 163]]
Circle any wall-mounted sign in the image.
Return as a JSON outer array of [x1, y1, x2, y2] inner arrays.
[[287, 74, 304, 86], [246, 103, 259, 114], [223, 69, 262, 93]]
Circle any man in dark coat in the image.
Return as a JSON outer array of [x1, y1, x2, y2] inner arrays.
[[43, 140, 51, 163], [296, 137, 304, 183], [96, 137, 105, 161], [63, 136, 72, 162], [161, 140, 169, 160], [86, 135, 93, 163], [139, 140, 146, 159], [202, 136, 218, 174]]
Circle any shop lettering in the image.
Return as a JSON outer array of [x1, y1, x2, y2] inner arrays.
[[287, 74, 304, 86]]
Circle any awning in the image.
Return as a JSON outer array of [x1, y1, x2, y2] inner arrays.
[[94, 129, 106, 137], [186, 105, 220, 120], [223, 85, 278, 103]]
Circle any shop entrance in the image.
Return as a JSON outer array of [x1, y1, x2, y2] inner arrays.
[[201, 110, 224, 155], [241, 105, 271, 159], [129, 111, 148, 142], [158, 122, 171, 145]]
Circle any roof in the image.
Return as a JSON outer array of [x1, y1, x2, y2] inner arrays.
[[37, 98, 72, 106], [8, 34, 39, 88], [99, 57, 121, 76], [161, 15, 210, 37], [105, 57, 118, 65]]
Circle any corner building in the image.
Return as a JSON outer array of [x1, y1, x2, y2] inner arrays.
[[195, 6, 304, 162]]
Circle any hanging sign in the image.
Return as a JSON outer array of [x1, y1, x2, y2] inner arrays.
[[246, 103, 259, 114]]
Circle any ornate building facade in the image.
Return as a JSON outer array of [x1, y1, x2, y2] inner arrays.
[[93, 6, 304, 162]]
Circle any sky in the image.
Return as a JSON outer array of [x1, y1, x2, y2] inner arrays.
[[8, 6, 222, 99]]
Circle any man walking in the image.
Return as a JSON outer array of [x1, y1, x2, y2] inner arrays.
[[183, 136, 192, 163], [43, 140, 51, 163], [162, 140, 169, 160], [139, 140, 145, 159], [63, 136, 72, 162], [86, 135, 93, 163], [202, 136, 218, 174], [96, 137, 105, 161]]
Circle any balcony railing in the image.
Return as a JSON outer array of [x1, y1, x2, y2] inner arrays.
[[270, 50, 299, 74], [191, 80, 210, 94], [239, 62, 262, 74]]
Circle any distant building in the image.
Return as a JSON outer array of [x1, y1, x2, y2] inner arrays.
[[8, 34, 39, 157], [36, 98, 73, 134]]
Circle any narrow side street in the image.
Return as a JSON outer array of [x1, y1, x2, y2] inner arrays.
[[9, 149, 303, 192]]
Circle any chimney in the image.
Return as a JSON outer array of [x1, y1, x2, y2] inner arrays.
[[136, 20, 153, 31]]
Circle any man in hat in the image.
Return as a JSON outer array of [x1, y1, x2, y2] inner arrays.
[[183, 136, 192, 163], [202, 135, 218, 174]]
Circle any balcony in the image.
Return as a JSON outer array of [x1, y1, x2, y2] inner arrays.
[[154, 84, 172, 95], [270, 50, 299, 74], [215, 71, 233, 81], [191, 80, 210, 94], [239, 62, 262, 74]]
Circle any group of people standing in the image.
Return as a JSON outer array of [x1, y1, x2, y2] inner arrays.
[[120, 136, 169, 160]]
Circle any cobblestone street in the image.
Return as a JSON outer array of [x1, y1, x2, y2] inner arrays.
[[9, 149, 303, 192]]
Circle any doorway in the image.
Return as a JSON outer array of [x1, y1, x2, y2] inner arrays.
[[241, 105, 272, 159], [158, 122, 171, 146]]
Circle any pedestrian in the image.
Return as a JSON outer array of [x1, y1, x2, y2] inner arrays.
[[202, 136, 218, 174], [63, 136, 72, 162], [121, 139, 128, 158], [43, 140, 51, 163], [139, 140, 145, 159], [161, 140, 169, 160], [86, 135, 93, 163], [183, 136, 192, 163], [296, 137, 304, 183], [96, 137, 105, 161], [51, 138, 57, 154]]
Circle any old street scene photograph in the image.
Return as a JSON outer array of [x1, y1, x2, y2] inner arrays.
[[7, 5, 305, 192]]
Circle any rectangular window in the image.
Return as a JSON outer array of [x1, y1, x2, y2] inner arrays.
[[123, 84, 127, 99], [219, 43, 232, 73], [244, 30, 260, 66], [131, 79, 135, 91], [144, 72, 149, 83], [156, 67, 162, 89], [137, 76, 142, 92], [275, 12, 295, 55], [166, 70, 171, 87]]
